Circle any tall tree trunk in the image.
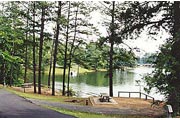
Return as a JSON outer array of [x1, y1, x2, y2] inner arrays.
[[62, 1, 71, 96], [9, 38, 15, 87], [47, 39, 54, 88], [77, 64, 79, 76], [33, 1, 37, 93], [109, 1, 115, 97], [67, 5, 78, 96], [24, 42, 28, 83], [38, 4, 45, 94], [24, 7, 29, 83], [2, 40, 6, 86], [10, 17, 16, 87], [0, 64, 3, 84], [169, 1, 180, 114], [51, 1, 61, 96], [2, 63, 6, 86]]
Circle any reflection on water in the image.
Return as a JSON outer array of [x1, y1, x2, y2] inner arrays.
[[29, 66, 164, 100]]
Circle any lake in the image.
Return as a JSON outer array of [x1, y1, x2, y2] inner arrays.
[[29, 66, 165, 100]]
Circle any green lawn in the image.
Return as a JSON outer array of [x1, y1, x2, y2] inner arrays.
[[6, 87, 84, 105], [43, 65, 94, 75], [44, 106, 118, 118], [43, 105, 145, 118]]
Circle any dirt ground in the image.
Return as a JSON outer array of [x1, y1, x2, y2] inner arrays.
[[91, 97, 162, 108], [89, 96, 166, 117], [11, 86, 61, 95], [92, 97, 165, 109]]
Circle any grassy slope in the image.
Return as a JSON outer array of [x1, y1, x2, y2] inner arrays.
[[44, 106, 147, 118], [6, 87, 80, 104], [43, 64, 106, 75]]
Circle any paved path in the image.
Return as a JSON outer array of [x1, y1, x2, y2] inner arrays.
[[0, 89, 75, 118]]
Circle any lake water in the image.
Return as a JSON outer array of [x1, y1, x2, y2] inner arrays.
[[30, 66, 165, 100]]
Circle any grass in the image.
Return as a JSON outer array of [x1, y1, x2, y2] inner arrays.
[[44, 106, 114, 118], [43, 64, 106, 75], [6, 87, 86, 105], [43, 105, 145, 118], [27, 64, 95, 75], [0, 85, 3, 89]]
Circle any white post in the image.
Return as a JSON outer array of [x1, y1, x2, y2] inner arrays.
[[166, 105, 173, 118]]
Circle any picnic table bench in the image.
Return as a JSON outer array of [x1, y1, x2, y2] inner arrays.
[[99, 93, 111, 102], [21, 83, 33, 92]]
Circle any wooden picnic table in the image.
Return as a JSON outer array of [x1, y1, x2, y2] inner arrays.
[[21, 83, 33, 93], [21, 83, 33, 88], [99, 93, 111, 102]]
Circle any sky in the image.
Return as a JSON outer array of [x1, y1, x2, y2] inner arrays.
[[124, 29, 170, 56], [89, 3, 170, 57]]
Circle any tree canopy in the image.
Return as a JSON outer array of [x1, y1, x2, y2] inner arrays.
[[117, 1, 180, 114]]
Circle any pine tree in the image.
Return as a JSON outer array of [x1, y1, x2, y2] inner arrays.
[[24, 2, 29, 83], [32, 1, 37, 93], [62, 1, 71, 96], [38, 2, 46, 94], [51, 1, 62, 96], [67, 2, 79, 96]]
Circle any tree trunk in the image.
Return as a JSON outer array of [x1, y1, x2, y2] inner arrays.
[[24, 7, 29, 83], [0, 60, 6, 86], [67, 5, 78, 96], [51, 1, 61, 96], [77, 64, 79, 76], [169, 1, 180, 114], [2, 62, 6, 86], [38, 4, 45, 94], [33, 1, 37, 93], [48, 38, 54, 88], [10, 18, 16, 87], [109, 1, 115, 97], [0, 64, 3, 84], [62, 1, 71, 96], [9, 39, 15, 87]]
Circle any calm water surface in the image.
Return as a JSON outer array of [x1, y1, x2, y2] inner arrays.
[[30, 66, 164, 100]]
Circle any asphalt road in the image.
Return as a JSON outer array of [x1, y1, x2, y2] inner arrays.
[[0, 88, 75, 118]]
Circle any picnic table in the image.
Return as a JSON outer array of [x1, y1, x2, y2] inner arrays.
[[99, 93, 111, 102], [21, 83, 33, 93]]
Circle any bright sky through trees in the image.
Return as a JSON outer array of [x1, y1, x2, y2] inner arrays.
[[0, 1, 169, 56], [90, 9, 170, 56]]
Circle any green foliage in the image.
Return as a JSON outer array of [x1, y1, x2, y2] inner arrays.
[[117, 1, 172, 40], [0, 50, 23, 84], [13, 78, 24, 87], [73, 42, 136, 70], [137, 53, 157, 64], [144, 40, 180, 96], [0, 2, 25, 86], [0, 51, 23, 63], [65, 87, 76, 96], [147, 25, 180, 116], [144, 38, 180, 115], [114, 48, 136, 68]]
